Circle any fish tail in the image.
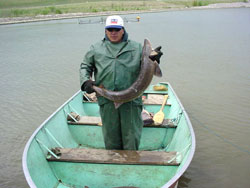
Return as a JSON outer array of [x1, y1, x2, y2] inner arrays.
[[154, 61, 162, 77]]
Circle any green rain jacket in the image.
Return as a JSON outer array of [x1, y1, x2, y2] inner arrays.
[[80, 36, 143, 106]]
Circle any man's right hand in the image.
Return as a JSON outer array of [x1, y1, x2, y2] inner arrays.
[[83, 80, 96, 94], [149, 46, 163, 64]]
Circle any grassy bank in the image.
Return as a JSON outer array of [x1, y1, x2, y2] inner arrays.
[[0, 0, 247, 18]]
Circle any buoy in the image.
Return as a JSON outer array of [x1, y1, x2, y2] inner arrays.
[[136, 16, 140, 22]]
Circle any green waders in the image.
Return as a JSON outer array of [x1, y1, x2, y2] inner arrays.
[[100, 101, 143, 150]]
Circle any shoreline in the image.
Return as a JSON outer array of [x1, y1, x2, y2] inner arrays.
[[0, 2, 249, 25]]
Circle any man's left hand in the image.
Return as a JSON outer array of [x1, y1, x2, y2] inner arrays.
[[149, 46, 163, 64]]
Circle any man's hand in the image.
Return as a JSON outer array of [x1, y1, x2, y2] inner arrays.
[[149, 46, 163, 64], [82, 80, 96, 94]]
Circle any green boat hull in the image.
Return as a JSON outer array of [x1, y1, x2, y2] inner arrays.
[[23, 82, 195, 188]]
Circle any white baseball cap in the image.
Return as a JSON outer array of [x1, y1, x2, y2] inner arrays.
[[105, 15, 124, 29]]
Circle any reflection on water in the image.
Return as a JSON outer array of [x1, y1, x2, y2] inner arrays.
[[0, 8, 250, 188], [179, 173, 192, 187]]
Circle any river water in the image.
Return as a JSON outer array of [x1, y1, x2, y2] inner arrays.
[[0, 8, 250, 188]]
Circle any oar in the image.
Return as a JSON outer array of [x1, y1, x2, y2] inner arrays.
[[153, 95, 168, 125]]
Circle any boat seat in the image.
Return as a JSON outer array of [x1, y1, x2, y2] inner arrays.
[[67, 116, 176, 128], [143, 94, 171, 105], [47, 148, 180, 166], [83, 93, 171, 106]]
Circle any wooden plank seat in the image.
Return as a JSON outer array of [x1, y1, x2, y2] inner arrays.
[[83, 93, 171, 106], [70, 116, 102, 125], [143, 94, 171, 105], [67, 116, 176, 128], [47, 148, 180, 166]]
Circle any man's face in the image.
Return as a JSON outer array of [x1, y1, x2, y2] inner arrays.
[[105, 28, 124, 43]]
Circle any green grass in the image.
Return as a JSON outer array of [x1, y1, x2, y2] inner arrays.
[[0, 0, 247, 18], [193, 1, 209, 6]]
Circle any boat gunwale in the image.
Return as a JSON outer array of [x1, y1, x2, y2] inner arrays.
[[22, 82, 196, 188], [161, 82, 196, 188], [22, 90, 81, 188]]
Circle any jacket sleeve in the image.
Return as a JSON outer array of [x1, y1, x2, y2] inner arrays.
[[79, 46, 95, 90]]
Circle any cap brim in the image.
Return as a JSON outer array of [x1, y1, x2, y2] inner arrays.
[[105, 25, 123, 29]]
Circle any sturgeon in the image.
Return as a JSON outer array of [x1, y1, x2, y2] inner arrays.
[[93, 39, 162, 108]]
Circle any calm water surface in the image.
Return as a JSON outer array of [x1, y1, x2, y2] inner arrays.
[[0, 8, 250, 188]]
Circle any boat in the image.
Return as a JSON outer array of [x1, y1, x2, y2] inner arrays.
[[22, 82, 195, 188]]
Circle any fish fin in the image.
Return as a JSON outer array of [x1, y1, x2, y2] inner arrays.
[[154, 61, 162, 77], [114, 102, 123, 109]]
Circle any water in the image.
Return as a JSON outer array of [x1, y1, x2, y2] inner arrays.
[[0, 8, 250, 188]]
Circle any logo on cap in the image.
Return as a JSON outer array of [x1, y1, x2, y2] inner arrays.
[[110, 19, 118, 24]]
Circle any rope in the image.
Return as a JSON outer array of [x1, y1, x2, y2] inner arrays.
[[160, 109, 183, 148], [172, 109, 183, 126], [189, 112, 250, 155], [167, 143, 191, 163], [161, 126, 169, 148]]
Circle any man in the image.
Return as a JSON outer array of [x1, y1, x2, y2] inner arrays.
[[80, 15, 162, 150]]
